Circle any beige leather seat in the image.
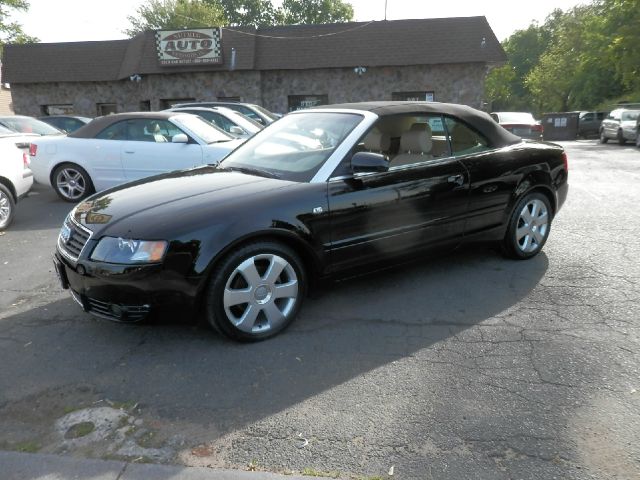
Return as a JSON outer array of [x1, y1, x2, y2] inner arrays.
[[389, 124, 433, 167], [450, 123, 478, 153], [363, 130, 391, 153]]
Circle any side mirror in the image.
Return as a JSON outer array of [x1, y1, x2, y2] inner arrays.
[[351, 151, 389, 174], [172, 133, 189, 143], [229, 125, 245, 135]]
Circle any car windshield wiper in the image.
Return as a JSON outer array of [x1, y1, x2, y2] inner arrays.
[[208, 139, 233, 144], [224, 165, 280, 179]]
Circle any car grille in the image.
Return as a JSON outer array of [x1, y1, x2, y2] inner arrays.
[[71, 290, 150, 322], [58, 216, 92, 262]]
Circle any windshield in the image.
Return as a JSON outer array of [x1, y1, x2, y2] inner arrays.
[[221, 112, 363, 182], [251, 104, 279, 121], [0, 116, 63, 135], [621, 110, 639, 121], [171, 114, 233, 144]]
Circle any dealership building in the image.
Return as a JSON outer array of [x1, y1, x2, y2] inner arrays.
[[2, 16, 506, 116]]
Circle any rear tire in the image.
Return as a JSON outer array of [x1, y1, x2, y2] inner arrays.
[[204, 241, 307, 342], [501, 192, 552, 260], [52, 163, 94, 202], [0, 184, 16, 231]]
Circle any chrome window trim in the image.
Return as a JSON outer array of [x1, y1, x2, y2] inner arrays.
[[304, 109, 380, 183]]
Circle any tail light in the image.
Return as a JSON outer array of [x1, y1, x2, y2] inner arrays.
[[561, 151, 568, 171], [23, 152, 30, 169], [29, 143, 37, 156], [532, 124, 544, 134]]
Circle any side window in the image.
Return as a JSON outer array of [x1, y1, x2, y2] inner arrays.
[[95, 121, 127, 140], [205, 112, 236, 133], [122, 119, 183, 143], [445, 117, 490, 156]]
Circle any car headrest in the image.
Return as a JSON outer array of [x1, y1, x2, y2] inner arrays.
[[363, 131, 391, 151], [400, 128, 432, 153]]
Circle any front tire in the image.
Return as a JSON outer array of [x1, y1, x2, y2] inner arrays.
[[599, 129, 608, 143], [0, 184, 16, 231], [617, 130, 626, 145], [52, 163, 94, 202], [205, 241, 307, 341], [502, 192, 552, 260]]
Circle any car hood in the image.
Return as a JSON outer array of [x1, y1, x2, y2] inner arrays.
[[71, 166, 296, 238]]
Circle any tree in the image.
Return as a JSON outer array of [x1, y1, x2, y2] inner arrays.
[[0, 0, 38, 51], [206, 0, 283, 26], [125, 0, 225, 37], [280, 0, 354, 24]]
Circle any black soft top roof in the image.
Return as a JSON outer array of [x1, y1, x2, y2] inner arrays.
[[315, 101, 522, 147], [68, 112, 183, 139]]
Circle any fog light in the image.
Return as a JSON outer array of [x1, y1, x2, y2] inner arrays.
[[76, 264, 86, 276]]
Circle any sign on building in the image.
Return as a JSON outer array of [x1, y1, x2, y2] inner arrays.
[[156, 28, 222, 66]]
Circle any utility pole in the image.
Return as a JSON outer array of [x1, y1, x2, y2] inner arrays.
[[384, 0, 388, 20]]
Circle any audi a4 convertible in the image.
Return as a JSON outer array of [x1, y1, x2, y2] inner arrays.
[[54, 102, 569, 341]]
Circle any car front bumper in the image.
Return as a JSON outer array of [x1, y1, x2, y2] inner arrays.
[[54, 252, 200, 322]]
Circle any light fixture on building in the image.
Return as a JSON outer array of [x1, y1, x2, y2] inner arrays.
[[354, 66, 367, 76], [129, 74, 142, 82]]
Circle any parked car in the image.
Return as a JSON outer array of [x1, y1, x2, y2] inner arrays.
[[599, 108, 640, 144], [29, 112, 243, 202], [577, 111, 607, 138], [38, 115, 92, 133], [0, 125, 34, 230], [0, 115, 65, 136], [52, 101, 568, 341], [170, 101, 279, 126], [490, 112, 543, 140], [165, 106, 263, 139]]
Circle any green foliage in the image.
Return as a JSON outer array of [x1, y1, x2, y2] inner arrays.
[[280, 0, 354, 24], [0, 0, 37, 52], [125, 0, 226, 37], [126, 0, 354, 35], [485, 0, 640, 113]]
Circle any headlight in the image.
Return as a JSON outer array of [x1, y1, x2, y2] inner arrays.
[[90, 237, 168, 264]]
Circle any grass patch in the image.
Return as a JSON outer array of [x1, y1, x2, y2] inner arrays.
[[14, 441, 40, 453], [302, 467, 341, 478], [64, 421, 95, 439]]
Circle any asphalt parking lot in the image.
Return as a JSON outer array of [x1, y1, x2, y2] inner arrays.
[[1, 140, 639, 479]]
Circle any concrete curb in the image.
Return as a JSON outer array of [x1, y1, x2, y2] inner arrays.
[[0, 451, 329, 480]]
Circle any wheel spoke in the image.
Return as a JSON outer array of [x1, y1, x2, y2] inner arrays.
[[529, 201, 539, 219], [532, 229, 545, 244], [234, 304, 260, 331], [535, 211, 548, 226], [236, 257, 262, 286], [520, 206, 533, 224], [263, 255, 288, 284], [262, 302, 285, 326], [516, 226, 529, 242], [273, 280, 298, 300], [223, 287, 252, 308], [520, 234, 531, 251]]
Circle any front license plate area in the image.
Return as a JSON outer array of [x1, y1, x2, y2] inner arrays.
[[53, 257, 70, 290]]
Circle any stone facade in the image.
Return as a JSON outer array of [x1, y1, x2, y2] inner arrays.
[[11, 63, 487, 117]]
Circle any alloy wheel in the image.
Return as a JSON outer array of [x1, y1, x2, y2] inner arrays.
[[516, 198, 549, 253], [0, 190, 11, 227], [56, 167, 87, 201], [223, 253, 299, 334]]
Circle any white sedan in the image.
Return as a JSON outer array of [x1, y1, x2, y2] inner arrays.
[[29, 112, 243, 202], [0, 126, 34, 230]]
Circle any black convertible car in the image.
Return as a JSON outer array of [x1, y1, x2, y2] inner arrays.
[[53, 102, 568, 341]]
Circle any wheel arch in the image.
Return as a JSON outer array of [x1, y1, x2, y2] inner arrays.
[[194, 228, 323, 306], [0, 176, 17, 202]]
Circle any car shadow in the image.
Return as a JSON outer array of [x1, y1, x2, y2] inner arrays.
[[0, 246, 548, 453], [9, 183, 75, 232]]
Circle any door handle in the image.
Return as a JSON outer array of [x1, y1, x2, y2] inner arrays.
[[447, 174, 464, 186]]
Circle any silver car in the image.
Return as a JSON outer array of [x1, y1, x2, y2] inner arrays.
[[599, 108, 639, 145]]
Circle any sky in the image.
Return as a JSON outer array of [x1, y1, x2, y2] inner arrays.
[[12, 0, 586, 43]]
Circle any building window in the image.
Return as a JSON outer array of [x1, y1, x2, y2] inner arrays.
[[97, 103, 118, 116], [217, 96, 241, 102], [392, 91, 435, 102], [160, 98, 196, 109], [139, 100, 151, 111], [41, 104, 74, 115], [288, 95, 328, 112]]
